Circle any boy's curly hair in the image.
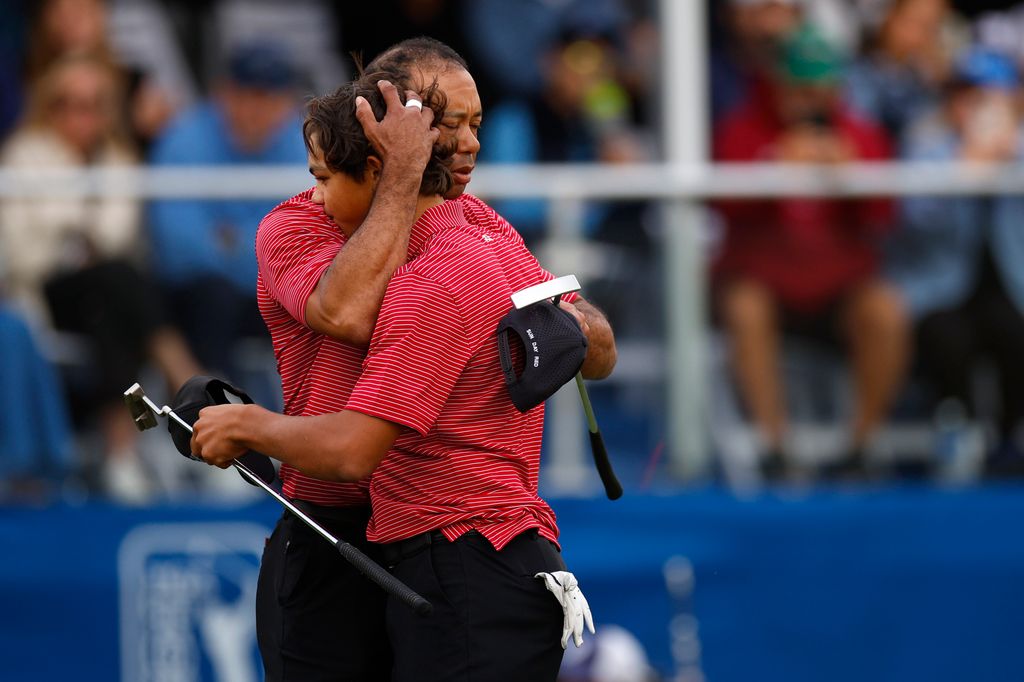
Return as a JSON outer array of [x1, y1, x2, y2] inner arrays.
[[302, 68, 454, 197]]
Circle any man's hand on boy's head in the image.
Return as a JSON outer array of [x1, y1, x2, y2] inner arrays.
[[355, 79, 439, 170]]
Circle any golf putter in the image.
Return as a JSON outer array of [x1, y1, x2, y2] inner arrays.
[[122, 383, 433, 616], [511, 276, 623, 500]]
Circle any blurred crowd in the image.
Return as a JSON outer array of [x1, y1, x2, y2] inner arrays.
[[709, 0, 1024, 483], [1, 0, 1023, 507], [0, 0, 656, 506]]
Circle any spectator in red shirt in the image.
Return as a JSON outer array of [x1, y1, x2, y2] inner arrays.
[[713, 25, 910, 478], [192, 66, 614, 681]]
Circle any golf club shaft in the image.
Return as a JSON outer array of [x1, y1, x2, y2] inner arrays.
[[574, 374, 623, 500], [574, 373, 599, 434], [143, 398, 432, 616], [231, 458, 433, 616]]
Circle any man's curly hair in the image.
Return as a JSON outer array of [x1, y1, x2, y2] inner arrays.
[[302, 68, 455, 196]]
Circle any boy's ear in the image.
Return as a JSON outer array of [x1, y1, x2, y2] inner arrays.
[[366, 155, 383, 180]]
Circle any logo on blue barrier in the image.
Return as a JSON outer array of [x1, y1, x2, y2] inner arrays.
[[117, 522, 270, 682]]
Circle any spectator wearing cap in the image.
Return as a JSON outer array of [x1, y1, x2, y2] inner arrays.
[[886, 48, 1024, 476], [478, 27, 656, 336], [844, 0, 953, 142], [710, 0, 804, 124], [713, 25, 908, 479], [479, 25, 647, 243], [148, 42, 307, 381]]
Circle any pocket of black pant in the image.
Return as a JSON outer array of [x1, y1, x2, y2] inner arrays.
[[427, 539, 467, 612], [275, 519, 312, 604], [495, 531, 567, 579]]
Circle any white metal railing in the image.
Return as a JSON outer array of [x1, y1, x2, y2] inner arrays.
[[4, 161, 1024, 199], [2, 161, 1022, 488]]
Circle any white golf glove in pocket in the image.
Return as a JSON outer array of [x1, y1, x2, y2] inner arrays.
[[535, 570, 595, 649]]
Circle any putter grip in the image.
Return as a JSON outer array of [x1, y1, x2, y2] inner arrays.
[[335, 540, 433, 616], [589, 431, 623, 500]]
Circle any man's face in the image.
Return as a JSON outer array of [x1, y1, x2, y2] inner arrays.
[[307, 137, 378, 237], [415, 66, 482, 199], [219, 85, 295, 154], [883, 0, 947, 60], [731, 1, 801, 47], [776, 82, 837, 127], [50, 62, 114, 155]]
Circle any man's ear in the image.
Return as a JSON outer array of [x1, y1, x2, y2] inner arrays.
[[366, 156, 383, 181]]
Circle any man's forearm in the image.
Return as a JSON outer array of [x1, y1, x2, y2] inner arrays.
[[238, 406, 388, 482], [575, 298, 617, 379], [311, 163, 423, 345]]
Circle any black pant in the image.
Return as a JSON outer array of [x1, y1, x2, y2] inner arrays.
[[385, 529, 566, 682], [916, 249, 1024, 438], [256, 506, 391, 682], [166, 275, 267, 381], [44, 259, 165, 414]]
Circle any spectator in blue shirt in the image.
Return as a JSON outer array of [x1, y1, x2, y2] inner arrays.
[[148, 42, 307, 379], [886, 48, 1024, 476], [0, 304, 74, 502], [844, 0, 952, 142]]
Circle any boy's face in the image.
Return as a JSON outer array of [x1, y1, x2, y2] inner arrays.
[[307, 137, 379, 237]]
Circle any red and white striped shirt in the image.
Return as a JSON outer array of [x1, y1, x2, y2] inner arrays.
[[255, 188, 368, 506], [347, 195, 573, 551]]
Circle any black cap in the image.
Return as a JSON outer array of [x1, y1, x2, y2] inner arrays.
[[169, 375, 277, 487], [227, 42, 298, 90], [497, 302, 588, 413]]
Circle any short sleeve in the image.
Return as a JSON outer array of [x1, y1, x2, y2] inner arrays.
[[345, 274, 472, 435], [256, 202, 345, 324]]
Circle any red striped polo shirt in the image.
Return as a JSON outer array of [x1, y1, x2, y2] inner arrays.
[[256, 188, 368, 506], [346, 196, 574, 551]]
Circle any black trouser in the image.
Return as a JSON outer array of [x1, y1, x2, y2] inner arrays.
[[256, 505, 391, 682], [916, 248, 1024, 439], [43, 259, 165, 415], [383, 529, 566, 682], [166, 275, 267, 380]]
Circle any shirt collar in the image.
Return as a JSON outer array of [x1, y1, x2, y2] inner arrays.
[[407, 199, 468, 259]]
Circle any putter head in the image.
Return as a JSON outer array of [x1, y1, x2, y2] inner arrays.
[[511, 275, 581, 310], [123, 383, 158, 431]]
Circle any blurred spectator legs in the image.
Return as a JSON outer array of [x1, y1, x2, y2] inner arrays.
[[44, 260, 201, 503], [0, 306, 74, 503], [718, 279, 787, 461], [915, 252, 1024, 477], [845, 281, 912, 458], [165, 275, 265, 385], [719, 277, 909, 479]]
